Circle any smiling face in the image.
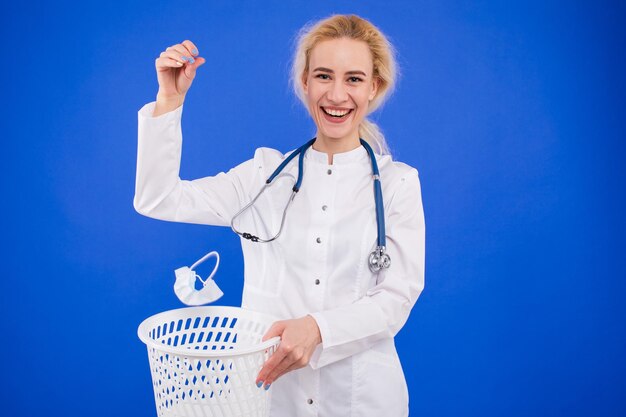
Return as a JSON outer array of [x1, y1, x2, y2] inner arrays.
[[302, 38, 379, 151]]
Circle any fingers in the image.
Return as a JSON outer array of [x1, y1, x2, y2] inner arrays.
[[262, 321, 286, 342], [261, 357, 292, 388], [273, 360, 303, 381], [256, 341, 310, 388], [267, 345, 309, 384], [155, 40, 201, 70], [194, 56, 206, 68], [169, 40, 199, 62], [256, 344, 287, 388], [155, 53, 185, 70], [255, 321, 286, 388], [181, 39, 199, 57]]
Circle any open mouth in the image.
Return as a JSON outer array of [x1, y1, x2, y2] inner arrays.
[[321, 106, 354, 119]]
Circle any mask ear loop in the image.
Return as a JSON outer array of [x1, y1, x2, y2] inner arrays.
[[189, 251, 220, 288]]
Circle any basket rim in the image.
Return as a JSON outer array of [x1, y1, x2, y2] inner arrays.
[[137, 306, 281, 358]]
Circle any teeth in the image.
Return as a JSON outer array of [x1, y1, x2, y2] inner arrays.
[[323, 107, 351, 117]]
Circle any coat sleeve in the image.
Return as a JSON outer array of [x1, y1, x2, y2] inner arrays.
[[308, 168, 426, 368], [133, 101, 259, 226]]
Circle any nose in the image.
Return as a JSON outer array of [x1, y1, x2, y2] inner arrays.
[[327, 79, 349, 103]]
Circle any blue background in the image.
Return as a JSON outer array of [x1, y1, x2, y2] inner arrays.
[[2, 1, 625, 416]]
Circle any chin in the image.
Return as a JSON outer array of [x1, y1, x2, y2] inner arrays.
[[322, 132, 356, 142]]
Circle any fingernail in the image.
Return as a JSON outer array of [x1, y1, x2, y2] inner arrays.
[[264, 383, 271, 390], [188, 57, 195, 63], [181, 56, 189, 62], [256, 381, 264, 388], [192, 48, 198, 55]]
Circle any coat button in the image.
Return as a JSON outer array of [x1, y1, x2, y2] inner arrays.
[[327, 169, 332, 175], [316, 237, 322, 244], [322, 205, 328, 211], [315, 279, 320, 285], [307, 398, 314, 405]]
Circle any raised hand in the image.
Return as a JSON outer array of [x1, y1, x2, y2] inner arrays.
[[153, 39, 206, 115]]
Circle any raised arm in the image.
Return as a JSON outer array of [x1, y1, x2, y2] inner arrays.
[[134, 40, 259, 226]]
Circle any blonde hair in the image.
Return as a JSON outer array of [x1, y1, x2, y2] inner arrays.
[[290, 14, 399, 155]]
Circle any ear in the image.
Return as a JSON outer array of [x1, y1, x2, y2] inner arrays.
[[301, 71, 309, 95], [369, 77, 380, 101]]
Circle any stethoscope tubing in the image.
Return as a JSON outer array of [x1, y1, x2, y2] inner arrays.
[[359, 138, 386, 249], [230, 138, 390, 272]]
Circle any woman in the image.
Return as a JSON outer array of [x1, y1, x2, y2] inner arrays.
[[135, 14, 425, 416]]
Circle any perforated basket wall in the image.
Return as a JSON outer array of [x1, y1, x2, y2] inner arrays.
[[138, 306, 279, 417]]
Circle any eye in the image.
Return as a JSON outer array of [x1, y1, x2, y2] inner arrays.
[[348, 76, 363, 82], [316, 74, 330, 80]]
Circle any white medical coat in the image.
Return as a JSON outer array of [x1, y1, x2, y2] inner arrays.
[[135, 101, 426, 417]]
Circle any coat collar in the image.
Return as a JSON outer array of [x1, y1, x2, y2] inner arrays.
[[305, 143, 370, 165]]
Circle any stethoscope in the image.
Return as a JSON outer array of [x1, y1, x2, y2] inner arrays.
[[230, 138, 391, 273]]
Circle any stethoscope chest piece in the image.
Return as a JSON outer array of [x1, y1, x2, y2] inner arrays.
[[369, 246, 391, 273]]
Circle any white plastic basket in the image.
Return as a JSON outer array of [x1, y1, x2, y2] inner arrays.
[[138, 306, 280, 417]]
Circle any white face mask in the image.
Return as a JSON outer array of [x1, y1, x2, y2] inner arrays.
[[174, 251, 223, 306]]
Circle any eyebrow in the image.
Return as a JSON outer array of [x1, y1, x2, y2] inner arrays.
[[312, 67, 367, 76]]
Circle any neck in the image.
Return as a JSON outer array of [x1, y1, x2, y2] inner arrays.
[[312, 133, 361, 165]]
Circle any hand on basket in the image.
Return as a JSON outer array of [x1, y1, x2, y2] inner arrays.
[[255, 315, 322, 389]]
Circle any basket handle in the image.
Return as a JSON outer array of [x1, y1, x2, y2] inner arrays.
[[259, 336, 282, 353]]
